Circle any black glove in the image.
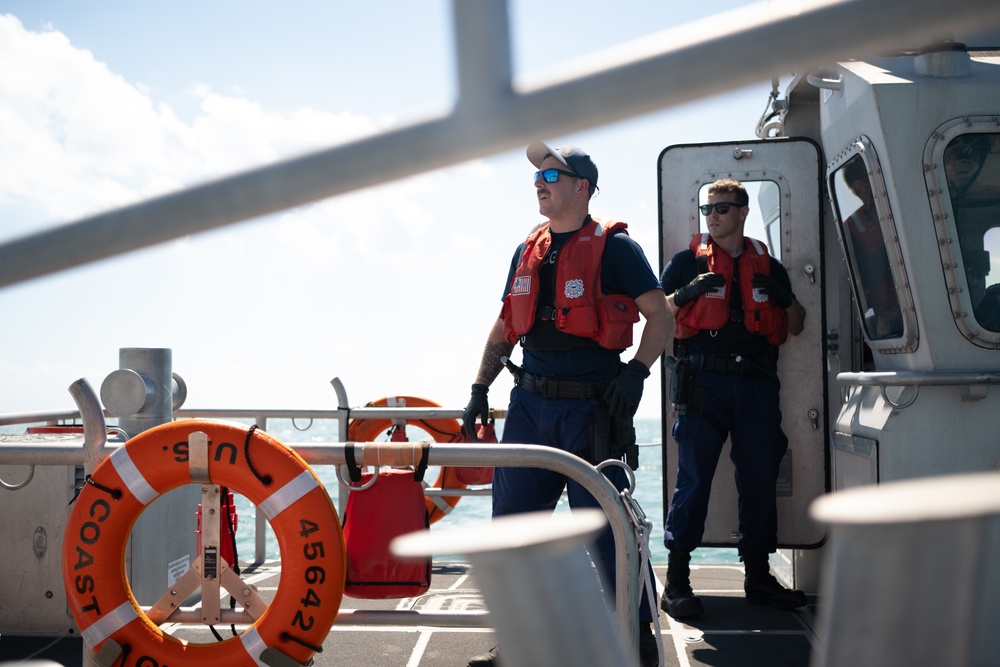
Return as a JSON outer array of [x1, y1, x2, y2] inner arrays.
[[752, 272, 794, 309], [603, 359, 650, 421], [672, 272, 726, 307], [463, 384, 489, 441]]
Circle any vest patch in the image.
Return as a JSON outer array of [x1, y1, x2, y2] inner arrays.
[[512, 276, 531, 295], [674, 233, 788, 346], [706, 285, 727, 300], [564, 279, 585, 299]]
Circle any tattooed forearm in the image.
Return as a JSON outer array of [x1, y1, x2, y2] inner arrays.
[[475, 339, 514, 386]]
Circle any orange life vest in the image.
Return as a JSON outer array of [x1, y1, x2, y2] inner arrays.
[[502, 218, 639, 350], [845, 206, 884, 254], [674, 233, 788, 346]]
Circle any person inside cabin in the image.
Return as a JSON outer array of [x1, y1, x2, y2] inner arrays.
[[943, 134, 1000, 330], [841, 158, 902, 338], [945, 133, 991, 199], [659, 178, 808, 619], [462, 142, 669, 667]]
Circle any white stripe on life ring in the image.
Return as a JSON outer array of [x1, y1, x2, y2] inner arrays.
[[258, 470, 318, 520], [423, 481, 454, 515], [81, 600, 138, 648], [109, 447, 157, 505], [240, 626, 269, 667]]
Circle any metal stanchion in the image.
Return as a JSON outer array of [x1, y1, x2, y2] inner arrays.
[[810, 472, 1000, 667], [392, 510, 631, 667]]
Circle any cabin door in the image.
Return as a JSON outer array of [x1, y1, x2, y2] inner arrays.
[[657, 138, 826, 548]]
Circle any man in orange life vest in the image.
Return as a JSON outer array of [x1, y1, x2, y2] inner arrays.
[[463, 142, 670, 667], [841, 157, 902, 338], [659, 178, 807, 618]]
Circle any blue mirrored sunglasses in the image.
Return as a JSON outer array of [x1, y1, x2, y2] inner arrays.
[[534, 168, 581, 183], [698, 202, 743, 215]]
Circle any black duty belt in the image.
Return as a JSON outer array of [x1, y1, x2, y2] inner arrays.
[[698, 354, 748, 375], [684, 353, 771, 376], [515, 371, 608, 399]]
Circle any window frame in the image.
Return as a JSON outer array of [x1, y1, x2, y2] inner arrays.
[[923, 117, 1000, 349], [828, 136, 917, 353]]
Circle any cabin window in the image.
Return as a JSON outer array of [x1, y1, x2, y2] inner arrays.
[[830, 155, 903, 340], [697, 180, 781, 257], [944, 133, 1000, 333]]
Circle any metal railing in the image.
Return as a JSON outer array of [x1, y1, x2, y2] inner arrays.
[[838, 370, 1000, 408], [0, 377, 646, 657]]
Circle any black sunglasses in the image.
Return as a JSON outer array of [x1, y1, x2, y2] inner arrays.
[[698, 202, 743, 215], [534, 168, 581, 183]]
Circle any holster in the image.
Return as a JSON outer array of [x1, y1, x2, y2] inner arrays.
[[666, 354, 706, 417], [590, 405, 639, 471], [592, 404, 612, 464], [616, 413, 639, 470]]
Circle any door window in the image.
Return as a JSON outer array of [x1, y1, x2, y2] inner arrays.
[[697, 180, 781, 256]]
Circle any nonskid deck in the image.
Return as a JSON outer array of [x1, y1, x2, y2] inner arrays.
[[0, 560, 817, 667]]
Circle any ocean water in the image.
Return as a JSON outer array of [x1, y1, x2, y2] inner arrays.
[[228, 418, 740, 566]]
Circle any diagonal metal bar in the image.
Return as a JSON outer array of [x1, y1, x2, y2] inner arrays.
[[1, 0, 999, 289]]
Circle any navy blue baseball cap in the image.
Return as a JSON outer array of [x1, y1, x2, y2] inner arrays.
[[527, 141, 599, 191]]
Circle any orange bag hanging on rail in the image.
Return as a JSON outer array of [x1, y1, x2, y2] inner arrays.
[[343, 467, 432, 599], [454, 422, 497, 486]]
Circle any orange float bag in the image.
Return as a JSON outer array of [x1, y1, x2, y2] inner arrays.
[[454, 423, 497, 485], [343, 468, 431, 599]]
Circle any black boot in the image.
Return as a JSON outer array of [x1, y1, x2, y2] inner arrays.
[[467, 646, 500, 666], [660, 550, 704, 618], [742, 554, 807, 610]]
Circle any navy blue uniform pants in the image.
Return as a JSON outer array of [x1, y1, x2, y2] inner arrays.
[[664, 370, 788, 556], [493, 386, 654, 622]]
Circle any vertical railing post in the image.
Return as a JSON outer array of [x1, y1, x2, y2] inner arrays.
[[811, 472, 1000, 667], [100, 347, 181, 439], [393, 510, 632, 666]]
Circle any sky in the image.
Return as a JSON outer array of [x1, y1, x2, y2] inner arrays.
[[0, 0, 777, 422]]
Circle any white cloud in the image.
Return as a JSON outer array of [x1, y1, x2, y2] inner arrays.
[[0, 9, 714, 420], [0, 14, 398, 230]]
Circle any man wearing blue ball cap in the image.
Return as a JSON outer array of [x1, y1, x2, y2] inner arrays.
[[463, 141, 669, 667]]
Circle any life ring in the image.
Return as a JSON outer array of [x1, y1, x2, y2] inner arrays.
[[62, 420, 345, 666], [347, 396, 466, 524]]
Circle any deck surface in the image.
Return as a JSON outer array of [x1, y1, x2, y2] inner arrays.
[[0, 561, 817, 666]]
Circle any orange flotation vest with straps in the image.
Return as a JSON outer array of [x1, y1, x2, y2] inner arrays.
[[501, 217, 639, 350], [673, 233, 788, 346]]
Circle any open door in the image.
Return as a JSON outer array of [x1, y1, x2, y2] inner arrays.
[[658, 138, 827, 548]]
